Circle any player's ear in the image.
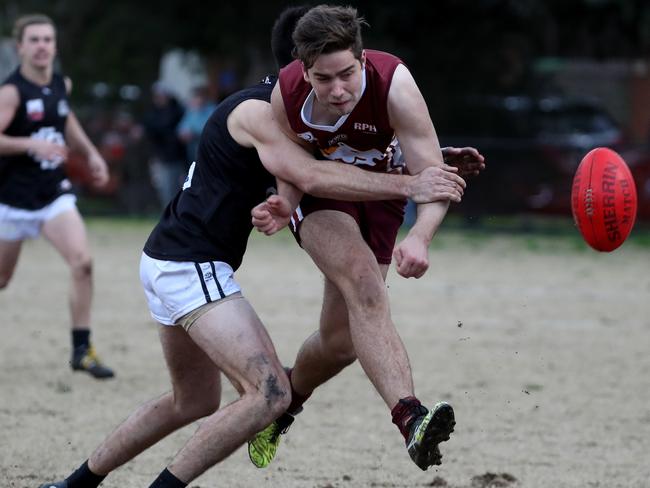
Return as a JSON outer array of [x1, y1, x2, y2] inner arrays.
[[301, 62, 309, 83], [360, 49, 366, 69]]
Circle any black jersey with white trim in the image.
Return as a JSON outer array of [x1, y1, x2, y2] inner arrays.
[[0, 68, 72, 210], [143, 76, 277, 271]]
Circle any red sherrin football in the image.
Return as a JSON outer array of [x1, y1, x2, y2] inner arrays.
[[571, 147, 637, 252]]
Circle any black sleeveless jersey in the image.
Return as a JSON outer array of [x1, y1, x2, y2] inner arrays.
[[143, 76, 277, 271], [0, 68, 72, 210]]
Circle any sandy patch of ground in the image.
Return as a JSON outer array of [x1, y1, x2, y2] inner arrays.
[[1, 221, 649, 487]]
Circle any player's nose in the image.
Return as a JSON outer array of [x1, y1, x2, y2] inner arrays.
[[330, 81, 345, 99]]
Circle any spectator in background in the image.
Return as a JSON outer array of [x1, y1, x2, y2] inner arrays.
[[142, 81, 186, 209], [107, 109, 158, 215], [176, 85, 216, 162]]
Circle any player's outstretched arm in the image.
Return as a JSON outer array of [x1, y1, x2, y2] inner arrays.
[[63, 78, 108, 187], [229, 98, 465, 203], [388, 65, 453, 279]]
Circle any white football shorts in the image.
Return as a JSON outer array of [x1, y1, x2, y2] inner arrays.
[[139, 252, 242, 326], [0, 194, 77, 241]]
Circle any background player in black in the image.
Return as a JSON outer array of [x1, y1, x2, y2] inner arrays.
[[0, 14, 113, 379], [37, 26, 467, 488]]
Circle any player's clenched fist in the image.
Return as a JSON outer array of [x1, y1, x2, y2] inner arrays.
[[251, 194, 293, 235]]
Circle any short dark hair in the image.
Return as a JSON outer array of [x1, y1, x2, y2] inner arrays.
[[292, 5, 367, 69], [271, 5, 311, 70], [12, 14, 56, 43]]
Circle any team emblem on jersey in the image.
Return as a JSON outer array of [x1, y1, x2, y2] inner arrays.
[[57, 100, 70, 117], [30, 126, 66, 169], [26, 98, 45, 121], [320, 142, 385, 167]]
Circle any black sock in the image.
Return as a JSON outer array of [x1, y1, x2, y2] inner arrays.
[[285, 368, 311, 415], [149, 468, 187, 488], [72, 329, 91, 350], [65, 460, 105, 488]]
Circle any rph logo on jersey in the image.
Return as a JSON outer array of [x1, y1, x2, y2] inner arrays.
[[26, 99, 45, 121], [353, 122, 377, 133]]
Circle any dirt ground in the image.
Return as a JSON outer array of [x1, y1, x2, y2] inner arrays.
[[1, 219, 649, 488]]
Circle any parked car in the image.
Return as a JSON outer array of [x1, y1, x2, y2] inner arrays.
[[438, 94, 650, 220]]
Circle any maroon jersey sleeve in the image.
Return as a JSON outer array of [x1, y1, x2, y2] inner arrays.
[[278, 60, 312, 134]]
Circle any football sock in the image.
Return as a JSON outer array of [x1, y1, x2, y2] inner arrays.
[[286, 368, 311, 415], [65, 460, 105, 488], [72, 329, 91, 350], [391, 396, 425, 441], [148, 468, 187, 488]]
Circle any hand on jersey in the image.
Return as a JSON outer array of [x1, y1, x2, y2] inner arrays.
[[441, 146, 485, 178], [251, 194, 293, 235], [30, 139, 68, 162], [87, 152, 109, 187], [409, 165, 466, 204], [393, 234, 429, 279]]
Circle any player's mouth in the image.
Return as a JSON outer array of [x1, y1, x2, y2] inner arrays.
[[330, 100, 350, 109]]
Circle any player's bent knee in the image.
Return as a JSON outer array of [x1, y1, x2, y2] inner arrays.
[[349, 275, 386, 310], [175, 389, 221, 422], [266, 371, 292, 412], [189, 395, 221, 421], [322, 334, 357, 367], [330, 346, 357, 368], [256, 370, 291, 423], [339, 260, 383, 291], [71, 257, 93, 278]]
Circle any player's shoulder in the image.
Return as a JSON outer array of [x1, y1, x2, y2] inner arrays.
[[231, 98, 269, 120], [365, 49, 403, 66], [0, 83, 20, 108], [1, 67, 21, 85], [227, 97, 271, 142], [278, 60, 304, 89], [1, 69, 21, 96]]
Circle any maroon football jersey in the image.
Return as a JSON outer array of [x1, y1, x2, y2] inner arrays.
[[279, 49, 405, 174]]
